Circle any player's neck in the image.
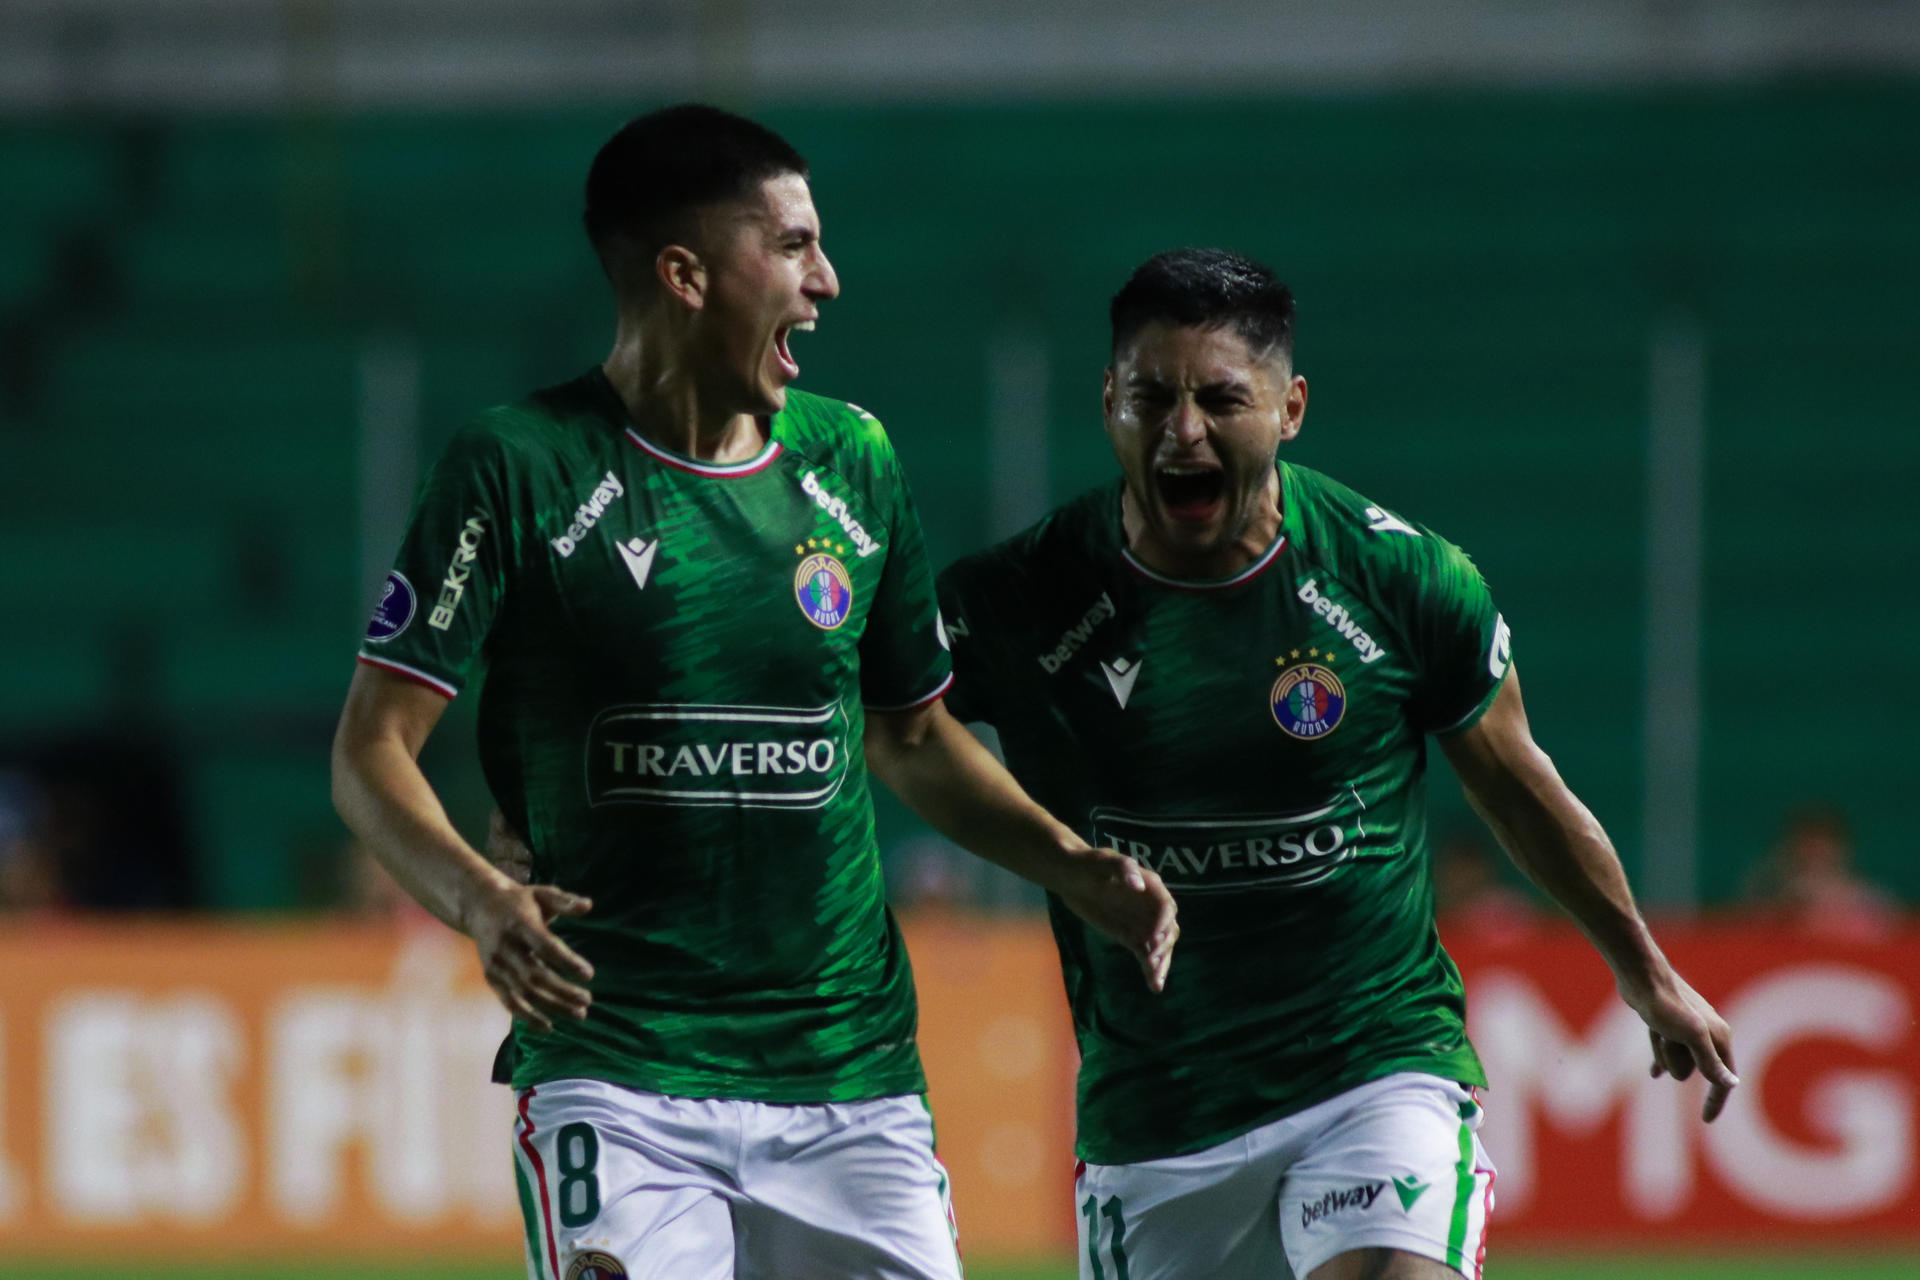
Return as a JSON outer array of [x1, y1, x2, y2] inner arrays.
[[601, 337, 768, 465], [1121, 469, 1283, 581]]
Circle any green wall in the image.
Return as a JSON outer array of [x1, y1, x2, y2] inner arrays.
[[0, 85, 1913, 908]]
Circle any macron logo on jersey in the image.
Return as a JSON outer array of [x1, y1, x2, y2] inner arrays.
[[619, 537, 659, 590], [799, 470, 882, 559], [1100, 656, 1142, 709], [1364, 505, 1421, 537], [1296, 578, 1388, 665], [551, 471, 625, 557]]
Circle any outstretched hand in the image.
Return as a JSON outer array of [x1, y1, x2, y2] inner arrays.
[[467, 879, 594, 1033], [1620, 968, 1739, 1122], [466, 816, 592, 1034], [1053, 849, 1180, 992]]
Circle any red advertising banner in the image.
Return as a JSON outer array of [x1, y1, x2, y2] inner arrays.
[[0, 916, 1912, 1260], [0, 920, 519, 1260], [1449, 923, 1920, 1244], [0, 915, 1074, 1262]]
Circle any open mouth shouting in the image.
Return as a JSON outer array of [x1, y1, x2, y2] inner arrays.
[[773, 318, 815, 381], [1154, 461, 1227, 525]]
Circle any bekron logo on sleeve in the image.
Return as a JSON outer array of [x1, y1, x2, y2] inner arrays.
[[429, 516, 486, 630]]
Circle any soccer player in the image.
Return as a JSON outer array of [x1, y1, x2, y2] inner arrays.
[[329, 105, 1176, 1280], [935, 249, 1738, 1280]]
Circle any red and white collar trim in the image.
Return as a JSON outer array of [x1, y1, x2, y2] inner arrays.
[[625, 425, 782, 477], [1120, 533, 1289, 591]]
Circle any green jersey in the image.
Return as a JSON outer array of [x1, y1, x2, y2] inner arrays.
[[359, 369, 951, 1103], [937, 462, 1511, 1164]]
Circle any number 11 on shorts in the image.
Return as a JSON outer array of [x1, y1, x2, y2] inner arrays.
[[1082, 1194, 1130, 1280]]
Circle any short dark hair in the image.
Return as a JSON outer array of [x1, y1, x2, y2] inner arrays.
[[583, 103, 808, 279], [1109, 248, 1296, 363]]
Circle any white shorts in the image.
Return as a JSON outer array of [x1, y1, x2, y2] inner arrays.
[[1075, 1073, 1495, 1280], [512, 1079, 963, 1280]]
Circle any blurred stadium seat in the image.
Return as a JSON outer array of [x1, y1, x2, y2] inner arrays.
[[0, 81, 1912, 923], [0, 7, 1916, 1276]]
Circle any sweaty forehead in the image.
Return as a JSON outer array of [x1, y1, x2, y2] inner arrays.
[[743, 172, 818, 229], [696, 171, 817, 245], [1118, 322, 1283, 388]]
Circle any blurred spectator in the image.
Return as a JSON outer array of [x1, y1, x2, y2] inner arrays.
[[1433, 830, 1541, 943], [1743, 803, 1899, 942], [0, 771, 64, 913], [887, 834, 975, 914], [0, 739, 196, 913]]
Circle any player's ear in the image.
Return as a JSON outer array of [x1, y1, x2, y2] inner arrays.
[[1277, 374, 1307, 443], [656, 244, 707, 310], [1102, 366, 1117, 421]]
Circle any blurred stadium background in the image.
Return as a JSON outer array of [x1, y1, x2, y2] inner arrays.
[[1, 1, 1916, 1276]]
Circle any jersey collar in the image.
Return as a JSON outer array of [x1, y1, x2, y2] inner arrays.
[[1116, 467, 1291, 592], [591, 366, 784, 477], [623, 424, 782, 477]]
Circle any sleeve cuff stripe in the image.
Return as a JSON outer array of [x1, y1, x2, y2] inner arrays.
[[865, 670, 955, 713], [1434, 672, 1505, 736], [356, 654, 459, 699]]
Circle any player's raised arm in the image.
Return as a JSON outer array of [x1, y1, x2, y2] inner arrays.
[[1439, 664, 1739, 1122], [864, 698, 1179, 992], [331, 663, 595, 1033]]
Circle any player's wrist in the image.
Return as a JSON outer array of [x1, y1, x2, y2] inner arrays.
[[452, 860, 522, 938], [1061, 842, 1142, 898], [1021, 829, 1099, 896], [1600, 929, 1673, 1001]]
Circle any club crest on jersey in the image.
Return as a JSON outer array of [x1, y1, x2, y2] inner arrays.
[[1271, 658, 1347, 740], [794, 550, 854, 630], [564, 1251, 629, 1280], [364, 571, 415, 643]]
